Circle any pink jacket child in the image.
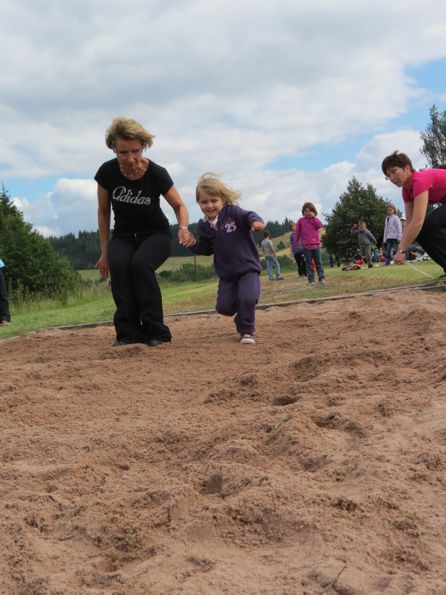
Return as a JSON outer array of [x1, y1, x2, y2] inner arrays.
[[294, 212, 324, 249], [293, 201, 326, 286]]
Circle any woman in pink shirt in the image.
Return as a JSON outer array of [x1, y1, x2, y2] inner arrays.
[[294, 202, 326, 287], [382, 151, 446, 275]]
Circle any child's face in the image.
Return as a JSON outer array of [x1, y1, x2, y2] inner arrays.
[[358, 223, 366, 231], [303, 208, 314, 217], [197, 191, 225, 219], [386, 206, 395, 215]]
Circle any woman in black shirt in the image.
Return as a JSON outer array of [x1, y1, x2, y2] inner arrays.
[[95, 117, 193, 346]]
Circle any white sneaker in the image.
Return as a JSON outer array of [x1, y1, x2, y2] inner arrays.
[[240, 334, 256, 344], [319, 278, 326, 285]]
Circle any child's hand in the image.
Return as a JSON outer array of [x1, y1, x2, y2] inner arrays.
[[251, 221, 265, 231], [178, 229, 197, 248]]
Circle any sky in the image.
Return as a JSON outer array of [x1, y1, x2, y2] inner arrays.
[[1, 0, 446, 237]]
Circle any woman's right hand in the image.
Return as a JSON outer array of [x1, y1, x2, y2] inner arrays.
[[95, 253, 109, 278]]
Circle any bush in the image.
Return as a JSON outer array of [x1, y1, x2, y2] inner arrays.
[[159, 262, 216, 283]]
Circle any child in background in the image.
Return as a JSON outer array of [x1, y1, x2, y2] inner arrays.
[[188, 173, 265, 345], [261, 230, 284, 281], [0, 258, 11, 325], [289, 222, 307, 279], [294, 202, 326, 287], [351, 221, 377, 269], [382, 203, 402, 265]]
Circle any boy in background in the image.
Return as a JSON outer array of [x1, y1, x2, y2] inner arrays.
[[351, 221, 377, 269]]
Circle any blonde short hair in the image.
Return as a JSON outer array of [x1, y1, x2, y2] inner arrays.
[[105, 117, 154, 150], [196, 172, 241, 203]]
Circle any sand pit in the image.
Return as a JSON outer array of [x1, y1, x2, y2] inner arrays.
[[1, 287, 445, 594]]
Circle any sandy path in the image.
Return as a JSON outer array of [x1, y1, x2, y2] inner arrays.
[[0, 287, 445, 594]]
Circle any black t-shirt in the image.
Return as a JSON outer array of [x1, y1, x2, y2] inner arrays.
[[94, 158, 174, 234]]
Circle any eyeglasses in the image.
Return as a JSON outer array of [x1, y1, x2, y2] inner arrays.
[[385, 167, 403, 181], [115, 148, 143, 158]]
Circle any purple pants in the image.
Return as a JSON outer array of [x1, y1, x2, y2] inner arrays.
[[216, 272, 260, 336]]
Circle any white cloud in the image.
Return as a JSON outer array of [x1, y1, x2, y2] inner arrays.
[[1, 0, 446, 235]]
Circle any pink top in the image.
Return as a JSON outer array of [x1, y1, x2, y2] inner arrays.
[[402, 169, 446, 204], [294, 215, 323, 249]]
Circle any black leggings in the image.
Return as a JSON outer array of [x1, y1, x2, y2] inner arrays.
[[416, 204, 446, 274], [108, 232, 173, 342]]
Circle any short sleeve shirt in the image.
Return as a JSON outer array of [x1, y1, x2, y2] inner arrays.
[[94, 158, 174, 233], [261, 238, 274, 256], [402, 169, 446, 205]]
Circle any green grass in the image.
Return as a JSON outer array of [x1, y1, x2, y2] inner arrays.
[[78, 254, 214, 280], [1, 259, 442, 339]]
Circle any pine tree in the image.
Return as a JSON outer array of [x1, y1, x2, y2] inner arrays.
[[0, 187, 80, 297], [323, 178, 389, 260], [420, 105, 446, 168]]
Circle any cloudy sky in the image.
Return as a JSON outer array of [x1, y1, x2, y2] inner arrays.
[[1, 0, 446, 237]]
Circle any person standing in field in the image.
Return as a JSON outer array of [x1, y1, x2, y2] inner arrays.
[[289, 222, 306, 279], [95, 117, 194, 347], [188, 173, 265, 345], [382, 203, 402, 265], [0, 258, 11, 325], [381, 151, 446, 277], [351, 221, 376, 269], [261, 230, 284, 281], [294, 202, 326, 287]]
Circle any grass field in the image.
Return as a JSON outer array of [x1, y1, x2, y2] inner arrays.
[[0, 259, 443, 339]]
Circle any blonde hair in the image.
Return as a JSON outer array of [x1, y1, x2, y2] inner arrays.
[[386, 203, 397, 212], [196, 172, 241, 203], [105, 117, 154, 150]]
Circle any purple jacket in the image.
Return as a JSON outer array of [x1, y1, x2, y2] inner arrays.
[[190, 203, 263, 279]]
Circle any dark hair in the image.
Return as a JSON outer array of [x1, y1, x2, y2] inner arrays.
[[302, 201, 317, 215], [263, 230, 270, 238], [381, 151, 414, 175]]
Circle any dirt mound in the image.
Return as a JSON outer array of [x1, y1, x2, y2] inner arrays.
[[1, 288, 445, 594]]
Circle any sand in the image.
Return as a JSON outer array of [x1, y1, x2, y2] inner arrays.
[[0, 287, 445, 594]]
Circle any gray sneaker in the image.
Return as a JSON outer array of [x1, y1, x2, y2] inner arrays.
[[240, 334, 256, 345]]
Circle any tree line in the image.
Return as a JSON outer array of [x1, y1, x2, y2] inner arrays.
[[47, 218, 296, 270]]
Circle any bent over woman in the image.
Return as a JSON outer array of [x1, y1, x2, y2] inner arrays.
[[382, 151, 446, 276]]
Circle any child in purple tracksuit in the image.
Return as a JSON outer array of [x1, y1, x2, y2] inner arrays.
[[294, 202, 326, 287], [188, 173, 265, 344]]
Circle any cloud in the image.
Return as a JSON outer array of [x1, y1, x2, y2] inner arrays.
[[13, 179, 97, 237], [1, 0, 446, 235]]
